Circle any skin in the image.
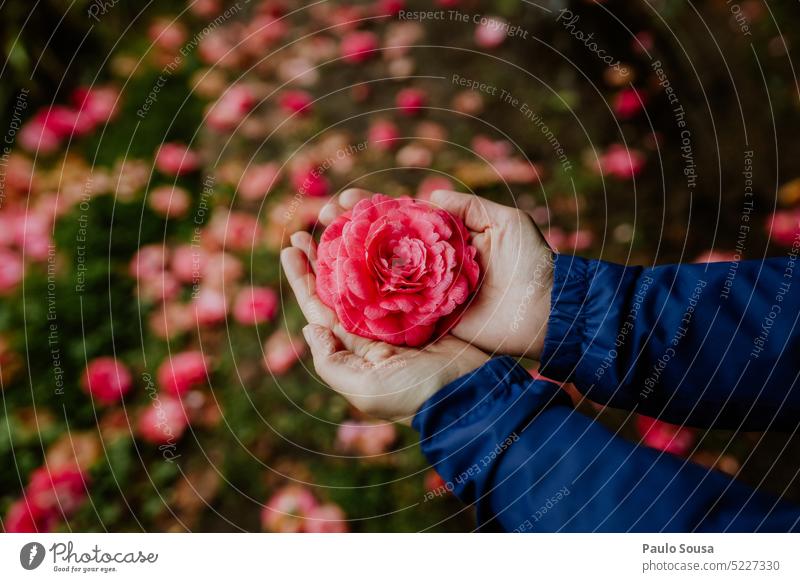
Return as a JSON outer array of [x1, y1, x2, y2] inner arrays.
[[280, 189, 554, 423]]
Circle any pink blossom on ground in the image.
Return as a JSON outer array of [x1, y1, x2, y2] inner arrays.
[[157, 351, 210, 396], [766, 209, 800, 247], [192, 287, 228, 325], [291, 166, 330, 198], [3, 498, 52, 532], [416, 176, 455, 200], [202, 252, 244, 288], [396, 88, 427, 116], [368, 119, 401, 151], [0, 249, 24, 294], [596, 144, 646, 180], [233, 286, 279, 325], [81, 357, 133, 404], [694, 250, 738, 263], [340, 31, 379, 63], [206, 84, 256, 131], [72, 85, 120, 126], [207, 210, 262, 251], [171, 244, 207, 284], [279, 90, 313, 116], [27, 465, 88, 516], [613, 88, 647, 120], [129, 244, 169, 279]]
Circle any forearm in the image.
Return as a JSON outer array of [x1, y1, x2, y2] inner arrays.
[[538, 255, 800, 430], [414, 357, 800, 532]]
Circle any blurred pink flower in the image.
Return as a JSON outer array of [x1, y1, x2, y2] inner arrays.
[[72, 85, 120, 126], [396, 88, 427, 116], [157, 351, 210, 396], [81, 357, 133, 404], [239, 162, 281, 201], [147, 17, 188, 52], [766, 209, 800, 247], [694, 250, 738, 263], [375, 0, 406, 17], [148, 185, 191, 218], [129, 244, 169, 279], [171, 244, 208, 284], [0, 249, 24, 294], [417, 176, 454, 199], [368, 119, 400, 151], [336, 421, 397, 456], [279, 90, 313, 116], [637, 415, 697, 457], [27, 465, 88, 516], [202, 251, 244, 288], [475, 16, 507, 49], [155, 142, 200, 176], [139, 271, 181, 303], [4, 498, 52, 533], [566, 230, 594, 252], [613, 88, 647, 120], [206, 84, 256, 131], [192, 287, 228, 325], [207, 211, 262, 251], [188, 0, 221, 18], [291, 166, 330, 198], [596, 144, 645, 179], [341, 31, 379, 63], [472, 135, 513, 161], [138, 396, 189, 445], [19, 118, 61, 154], [263, 330, 306, 375], [262, 485, 318, 533], [233, 286, 279, 325], [304, 504, 348, 533]]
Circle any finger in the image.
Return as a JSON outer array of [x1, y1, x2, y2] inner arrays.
[[289, 231, 317, 271], [280, 247, 335, 327], [319, 188, 371, 226], [430, 190, 503, 232], [303, 324, 371, 398]]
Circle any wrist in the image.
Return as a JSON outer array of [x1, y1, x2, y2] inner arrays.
[[523, 248, 555, 360]]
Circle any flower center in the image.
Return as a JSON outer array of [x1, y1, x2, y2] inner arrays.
[[375, 236, 427, 293]]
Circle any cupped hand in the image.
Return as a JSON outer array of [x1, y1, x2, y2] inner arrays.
[[280, 232, 489, 425], [319, 189, 554, 360]]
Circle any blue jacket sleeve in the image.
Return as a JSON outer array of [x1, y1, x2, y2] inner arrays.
[[539, 254, 800, 431], [414, 356, 800, 532]]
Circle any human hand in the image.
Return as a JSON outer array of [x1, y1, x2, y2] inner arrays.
[[319, 189, 554, 360], [280, 233, 490, 425]]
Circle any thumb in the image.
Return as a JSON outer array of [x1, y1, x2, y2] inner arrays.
[[430, 190, 498, 231]]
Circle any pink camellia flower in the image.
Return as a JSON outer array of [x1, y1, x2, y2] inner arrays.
[[27, 465, 88, 516], [19, 118, 61, 154], [261, 485, 318, 533], [129, 244, 169, 279], [766, 209, 800, 247], [192, 287, 228, 325], [279, 90, 313, 116], [637, 415, 697, 457], [290, 165, 330, 198], [155, 142, 200, 176], [239, 162, 280, 201], [202, 252, 244, 288], [4, 498, 52, 533], [171, 244, 207, 284], [304, 504, 348, 533], [81, 357, 133, 404], [72, 85, 120, 126], [233, 286, 279, 325], [138, 396, 188, 445], [263, 330, 306, 375], [596, 144, 645, 179], [148, 185, 191, 218], [157, 351, 209, 396], [396, 88, 427, 116], [316, 194, 480, 346], [368, 119, 400, 151], [613, 87, 647, 120], [147, 17, 188, 53], [207, 211, 262, 251], [206, 84, 256, 131], [340, 31, 379, 63], [0, 249, 24, 294], [475, 16, 508, 49], [336, 421, 397, 456]]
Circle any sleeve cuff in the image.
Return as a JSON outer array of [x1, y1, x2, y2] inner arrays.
[[539, 254, 596, 383]]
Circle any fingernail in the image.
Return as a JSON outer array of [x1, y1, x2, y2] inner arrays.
[[289, 232, 303, 247]]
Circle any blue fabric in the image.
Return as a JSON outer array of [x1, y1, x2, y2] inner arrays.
[[413, 256, 800, 532]]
